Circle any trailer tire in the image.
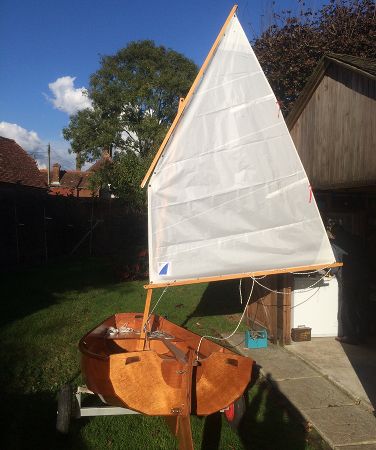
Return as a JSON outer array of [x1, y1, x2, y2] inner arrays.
[[224, 394, 246, 429], [56, 384, 73, 434]]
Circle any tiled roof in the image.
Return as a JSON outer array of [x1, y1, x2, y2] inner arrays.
[[0, 136, 46, 188], [38, 151, 111, 193], [40, 169, 92, 190], [87, 150, 112, 172], [60, 171, 92, 189]]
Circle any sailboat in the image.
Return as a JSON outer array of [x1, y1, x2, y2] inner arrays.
[[79, 4, 340, 448]]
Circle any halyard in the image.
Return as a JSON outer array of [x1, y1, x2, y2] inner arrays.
[[0, 258, 327, 449]]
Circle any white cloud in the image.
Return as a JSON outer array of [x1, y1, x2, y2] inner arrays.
[[47, 76, 92, 115], [0, 121, 42, 151], [0, 121, 76, 169]]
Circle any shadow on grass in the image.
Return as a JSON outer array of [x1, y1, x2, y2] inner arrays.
[[1, 391, 89, 450], [181, 280, 243, 327], [0, 257, 119, 328], [238, 374, 308, 450], [201, 412, 222, 449]]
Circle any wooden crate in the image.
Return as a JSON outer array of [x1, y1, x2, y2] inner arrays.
[[291, 326, 311, 342]]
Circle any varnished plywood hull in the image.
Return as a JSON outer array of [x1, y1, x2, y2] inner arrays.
[[79, 313, 253, 416]]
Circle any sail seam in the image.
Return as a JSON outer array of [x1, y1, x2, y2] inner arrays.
[[154, 217, 323, 259], [152, 174, 306, 234], [154, 121, 284, 171], [152, 173, 304, 213]]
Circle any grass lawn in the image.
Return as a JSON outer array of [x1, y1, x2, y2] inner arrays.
[[0, 258, 328, 450]]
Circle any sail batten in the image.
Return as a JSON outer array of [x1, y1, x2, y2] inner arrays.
[[147, 13, 336, 285]]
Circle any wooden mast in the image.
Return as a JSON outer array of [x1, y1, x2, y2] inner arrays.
[[140, 288, 153, 340], [141, 4, 239, 189]]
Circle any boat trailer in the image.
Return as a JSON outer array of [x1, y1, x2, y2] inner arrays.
[[56, 384, 246, 435]]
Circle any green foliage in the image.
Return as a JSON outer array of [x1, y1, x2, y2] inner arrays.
[[89, 150, 151, 208], [63, 40, 197, 207], [253, 0, 376, 115], [62, 107, 116, 167], [88, 40, 197, 157]]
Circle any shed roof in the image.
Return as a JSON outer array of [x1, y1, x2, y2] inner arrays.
[[287, 53, 376, 130], [0, 136, 46, 189]]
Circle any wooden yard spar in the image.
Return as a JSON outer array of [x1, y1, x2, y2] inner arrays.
[[79, 5, 340, 448]]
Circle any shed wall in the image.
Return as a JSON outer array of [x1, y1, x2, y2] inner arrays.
[[290, 65, 376, 189]]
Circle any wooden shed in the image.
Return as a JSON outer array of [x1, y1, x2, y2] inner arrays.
[[247, 54, 376, 344], [288, 53, 376, 340], [287, 53, 376, 190]]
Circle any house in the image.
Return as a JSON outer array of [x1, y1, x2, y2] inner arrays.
[[40, 163, 95, 197], [0, 136, 46, 192], [0, 140, 139, 266], [0, 136, 47, 265], [40, 151, 112, 198]]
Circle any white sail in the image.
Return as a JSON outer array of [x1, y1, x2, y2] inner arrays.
[[147, 14, 335, 284]]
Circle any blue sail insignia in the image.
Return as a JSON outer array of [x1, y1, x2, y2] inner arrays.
[[158, 263, 170, 276]]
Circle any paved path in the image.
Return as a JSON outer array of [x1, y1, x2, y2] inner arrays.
[[226, 333, 376, 450], [288, 337, 376, 412]]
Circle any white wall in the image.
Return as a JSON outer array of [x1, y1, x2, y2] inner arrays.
[[292, 274, 338, 337]]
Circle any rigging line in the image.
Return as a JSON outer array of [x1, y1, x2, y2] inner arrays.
[[144, 286, 169, 332], [257, 285, 322, 309], [195, 277, 255, 362], [260, 298, 272, 329], [290, 287, 321, 309], [249, 299, 260, 332], [291, 269, 329, 275], [291, 270, 321, 275], [251, 269, 331, 295]]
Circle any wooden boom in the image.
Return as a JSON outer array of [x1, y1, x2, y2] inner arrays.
[[144, 262, 342, 289], [141, 4, 239, 188]]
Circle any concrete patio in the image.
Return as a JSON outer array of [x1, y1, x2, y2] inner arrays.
[[226, 333, 376, 449], [287, 337, 376, 413]]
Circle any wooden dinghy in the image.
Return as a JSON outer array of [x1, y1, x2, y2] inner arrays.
[[79, 312, 253, 417]]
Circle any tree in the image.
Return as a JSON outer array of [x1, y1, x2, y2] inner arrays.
[[253, 0, 376, 115], [63, 40, 198, 206]]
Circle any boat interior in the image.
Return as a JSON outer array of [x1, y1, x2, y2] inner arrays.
[[80, 312, 238, 360]]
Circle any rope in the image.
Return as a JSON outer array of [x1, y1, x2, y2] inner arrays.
[[250, 269, 335, 310], [252, 269, 331, 295], [291, 269, 326, 275], [144, 286, 169, 332], [106, 324, 139, 336], [195, 278, 255, 361], [290, 286, 321, 309]]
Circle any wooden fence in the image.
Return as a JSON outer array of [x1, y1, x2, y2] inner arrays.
[[0, 186, 147, 268]]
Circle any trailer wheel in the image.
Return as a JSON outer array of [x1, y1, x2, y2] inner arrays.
[[224, 394, 246, 429], [56, 384, 74, 434]]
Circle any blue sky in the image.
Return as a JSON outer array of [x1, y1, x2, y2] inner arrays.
[[0, 0, 316, 169]]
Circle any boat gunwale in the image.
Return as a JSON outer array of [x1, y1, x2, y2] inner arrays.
[[78, 313, 247, 361]]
